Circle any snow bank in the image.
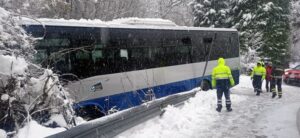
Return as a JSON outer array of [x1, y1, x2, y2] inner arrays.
[[17, 121, 66, 138], [118, 88, 247, 138], [0, 55, 28, 75]]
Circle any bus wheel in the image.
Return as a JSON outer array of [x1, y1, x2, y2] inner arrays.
[[201, 80, 210, 91], [76, 105, 105, 121]]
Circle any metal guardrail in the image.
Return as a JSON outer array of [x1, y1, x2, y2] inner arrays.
[[47, 90, 197, 138]]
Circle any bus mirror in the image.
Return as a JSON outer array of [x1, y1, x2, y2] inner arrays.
[[203, 38, 213, 44], [120, 49, 128, 60]]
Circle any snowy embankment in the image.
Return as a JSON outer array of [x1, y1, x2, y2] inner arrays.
[[13, 76, 300, 138], [118, 75, 300, 138]]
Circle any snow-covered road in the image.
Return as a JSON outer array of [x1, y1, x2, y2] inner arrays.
[[117, 75, 300, 138]]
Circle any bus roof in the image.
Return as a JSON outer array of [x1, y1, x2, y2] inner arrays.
[[20, 17, 238, 32]]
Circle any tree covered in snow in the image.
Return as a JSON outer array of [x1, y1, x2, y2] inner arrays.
[[230, 0, 291, 67], [256, 1, 291, 67], [0, 0, 193, 26], [0, 7, 75, 136], [291, 0, 300, 63], [190, 0, 292, 69], [190, 0, 231, 27]]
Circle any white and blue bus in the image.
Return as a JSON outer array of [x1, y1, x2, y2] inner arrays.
[[22, 19, 240, 119]]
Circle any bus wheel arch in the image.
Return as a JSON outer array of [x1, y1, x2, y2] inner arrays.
[[75, 103, 106, 120], [200, 79, 211, 91]]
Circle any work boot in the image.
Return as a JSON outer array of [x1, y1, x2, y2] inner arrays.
[[278, 95, 282, 98], [226, 104, 232, 112], [272, 93, 276, 98], [256, 92, 260, 96], [216, 105, 222, 112]]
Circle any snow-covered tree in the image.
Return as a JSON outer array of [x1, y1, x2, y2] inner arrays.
[[229, 0, 263, 52], [0, 7, 75, 136], [256, 1, 291, 67], [0, 0, 71, 18], [291, 0, 300, 63], [190, 0, 231, 27]]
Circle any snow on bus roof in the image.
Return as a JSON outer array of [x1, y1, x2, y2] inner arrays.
[[20, 17, 237, 32]]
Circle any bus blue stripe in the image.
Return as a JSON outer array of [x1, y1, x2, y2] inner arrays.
[[74, 70, 239, 114]]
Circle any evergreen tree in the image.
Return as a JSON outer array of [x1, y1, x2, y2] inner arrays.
[[256, 0, 291, 66], [229, 0, 263, 53], [190, 0, 231, 27], [190, 0, 292, 69], [290, 0, 300, 62]]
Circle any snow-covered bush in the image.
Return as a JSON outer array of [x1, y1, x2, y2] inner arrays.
[[0, 7, 75, 136], [240, 47, 261, 75]]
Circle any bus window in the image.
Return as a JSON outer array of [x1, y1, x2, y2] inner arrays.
[[37, 38, 70, 47], [92, 50, 103, 62], [76, 50, 90, 59], [181, 37, 192, 45], [176, 46, 191, 64], [120, 49, 128, 60], [34, 49, 48, 64], [203, 38, 213, 44], [128, 48, 152, 70], [72, 50, 93, 78]]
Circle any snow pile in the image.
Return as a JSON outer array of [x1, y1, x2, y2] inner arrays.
[[0, 129, 7, 138], [20, 17, 105, 27], [108, 18, 177, 26], [118, 89, 246, 138], [0, 55, 28, 75], [17, 121, 66, 138], [20, 17, 177, 28]]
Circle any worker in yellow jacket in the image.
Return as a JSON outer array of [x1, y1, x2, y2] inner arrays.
[[212, 58, 235, 112], [251, 62, 266, 96]]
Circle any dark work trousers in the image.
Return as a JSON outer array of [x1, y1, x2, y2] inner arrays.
[[216, 79, 231, 109], [271, 78, 282, 97], [253, 75, 263, 95], [266, 79, 271, 92]]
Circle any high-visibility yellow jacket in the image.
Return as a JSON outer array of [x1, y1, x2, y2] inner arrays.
[[251, 65, 266, 79], [212, 58, 235, 88]]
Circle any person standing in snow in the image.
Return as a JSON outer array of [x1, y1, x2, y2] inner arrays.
[[212, 58, 235, 112], [251, 62, 266, 96], [265, 62, 273, 92], [270, 65, 284, 98]]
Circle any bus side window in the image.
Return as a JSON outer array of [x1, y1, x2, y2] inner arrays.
[[34, 49, 48, 64], [120, 49, 128, 60], [74, 50, 93, 78], [178, 37, 192, 64]]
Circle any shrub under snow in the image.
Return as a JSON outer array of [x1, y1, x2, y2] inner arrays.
[[0, 7, 76, 136]]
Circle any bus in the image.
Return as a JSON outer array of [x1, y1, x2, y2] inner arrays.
[[22, 18, 240, 120]]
